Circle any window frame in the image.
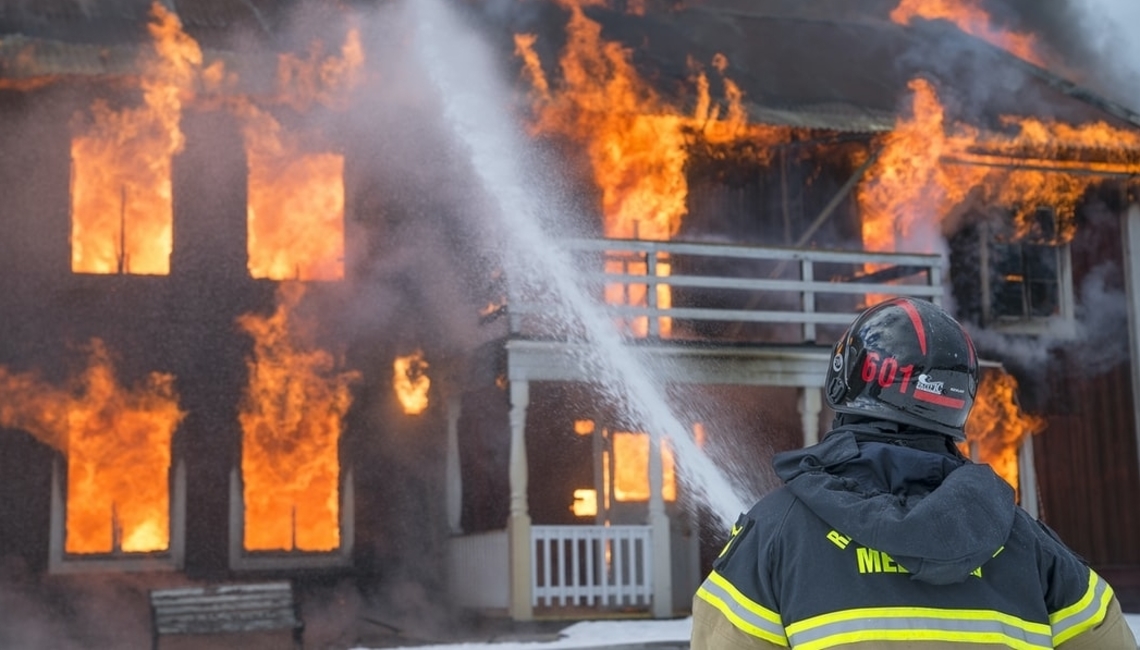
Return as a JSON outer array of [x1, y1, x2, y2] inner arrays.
[[978, 218, 1076, 337], [48, 457, 186, 573]]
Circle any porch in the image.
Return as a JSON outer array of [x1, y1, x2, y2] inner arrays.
[[445, 237, 946, 620]]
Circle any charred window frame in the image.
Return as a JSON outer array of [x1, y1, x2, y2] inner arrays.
[[978, 207, 1075, 335]]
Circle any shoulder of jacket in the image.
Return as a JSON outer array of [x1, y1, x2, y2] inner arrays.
[[742, 487, 801, 540]]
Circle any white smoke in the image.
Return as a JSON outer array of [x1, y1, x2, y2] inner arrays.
[[1067, 0, 1140, 112]]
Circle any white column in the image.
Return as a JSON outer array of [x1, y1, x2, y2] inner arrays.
[[445, 391, 463, 535], [1018, 434, 1039, 519], [507, 380, 533, 621], [799, 387, 822, 447], [1121, 204, 1140, 491], [648, 433, 672, 618]]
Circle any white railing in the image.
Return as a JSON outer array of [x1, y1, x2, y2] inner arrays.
[[506, 238, 944, 343], [531, 525, 652, 608]]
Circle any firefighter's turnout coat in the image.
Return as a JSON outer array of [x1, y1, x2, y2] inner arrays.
[[691, 423, 1136, 649]]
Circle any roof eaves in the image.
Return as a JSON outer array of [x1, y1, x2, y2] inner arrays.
[[747, 101, 895, 133]]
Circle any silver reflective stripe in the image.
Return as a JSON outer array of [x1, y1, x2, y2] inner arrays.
[[787, 612, 1052, 649], [697, 574, 786, 643], [1051, 572, 1111, 643]]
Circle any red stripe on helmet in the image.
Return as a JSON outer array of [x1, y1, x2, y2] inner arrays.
[[914, 389, 965, 409], [896, 299, 927, 355], [964, 327, 976, 365]]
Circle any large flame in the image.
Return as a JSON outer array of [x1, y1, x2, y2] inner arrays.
[[858, 73, 1140, 471], [516, 4, 786, 240], [237, 283, 359, 552], [965, 370, 1045, 498], [0, 340, 184, 554], [70, 3, 200, 275], [516, 2, 788, 337], [393, 350, 430, 416], [859, 78, 1140, 263], [241, 103, 346, 281], [890, 0, 1046, 66], [243, 28, 362, 281], [71, 6, 361, 281]]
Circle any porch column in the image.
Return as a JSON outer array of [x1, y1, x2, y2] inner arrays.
[[507, 379, 533, 621], [799, 386, 822, 447], [1121, 204, 1140, 486], [1018, 434, 1039, 519], [445, 391, 463, 535], [649, 434, 672, 618]]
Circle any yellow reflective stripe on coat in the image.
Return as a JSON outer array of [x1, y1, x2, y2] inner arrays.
[[695, 570, 788, 646], [784, 606, 1052, 650], [1050, 570, 1114, 645]]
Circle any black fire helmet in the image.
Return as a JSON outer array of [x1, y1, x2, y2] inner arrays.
[[825, 297, 979, 441]]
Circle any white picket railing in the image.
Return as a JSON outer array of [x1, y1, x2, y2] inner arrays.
[[531, 525, 652, 608], [505, 237, 944, 343]]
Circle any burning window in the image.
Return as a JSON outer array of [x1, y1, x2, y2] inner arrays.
[[571, 489, 598, 517], [569, 423, 677, 521], [239, 27, 361, 282], [0, 340, 186, 566], [236, 284, 359, 553], [394, 351, 430, 415], [604, 253, 674, 338], [64, 348, 183, 555], [608, 431, 676, 504], [69, 4, 200, 276], [982, 208, 1073, 330], [66, 0, 201, 273], [246, 145, 346, 281], [70, 130, 176, 276]]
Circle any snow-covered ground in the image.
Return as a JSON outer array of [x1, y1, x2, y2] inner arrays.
[[352, 615, 1140, 650]]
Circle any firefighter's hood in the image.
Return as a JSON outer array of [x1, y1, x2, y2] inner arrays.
[[772, 426, 1016, 585]]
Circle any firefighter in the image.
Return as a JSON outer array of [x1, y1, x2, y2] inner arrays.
[[691, 297, 1136, 649]]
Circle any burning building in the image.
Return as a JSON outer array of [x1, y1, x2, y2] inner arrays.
[[0, 0, 1139, 645]]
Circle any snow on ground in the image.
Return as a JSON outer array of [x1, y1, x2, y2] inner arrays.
[[353, 615, 1140, 650]]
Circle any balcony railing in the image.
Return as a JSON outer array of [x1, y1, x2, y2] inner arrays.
[[506, 238, 944, 344]]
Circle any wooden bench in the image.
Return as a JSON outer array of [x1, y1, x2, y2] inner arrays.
[[149, 581, 304, 650]]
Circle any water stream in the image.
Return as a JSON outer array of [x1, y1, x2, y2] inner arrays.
[[409, 0, 751, 528]]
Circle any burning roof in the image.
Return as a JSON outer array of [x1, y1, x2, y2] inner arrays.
[[496, 0, 1140, 138]]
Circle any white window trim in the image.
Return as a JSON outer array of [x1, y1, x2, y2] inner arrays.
[[979, 223, 1076, 338]]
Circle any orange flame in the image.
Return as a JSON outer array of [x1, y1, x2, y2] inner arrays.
[[571, 488, 598, 517], [240, 29, 362, 281], [890, 0, 1046, 66], [0, 340, 184, 554], [70, 7, 360, 280], [612, 431, 676, 502], [237, 283, 359, 552], [275, 28, 364, 112], [516, 4, 785, 240], [241, 103, 346, 281], [70, 2, 200, 276], [516, 2, 787, 336], [858, 78, 1140, 265], [964, 370, 1045, 498], [393, 351, 430, 416]]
